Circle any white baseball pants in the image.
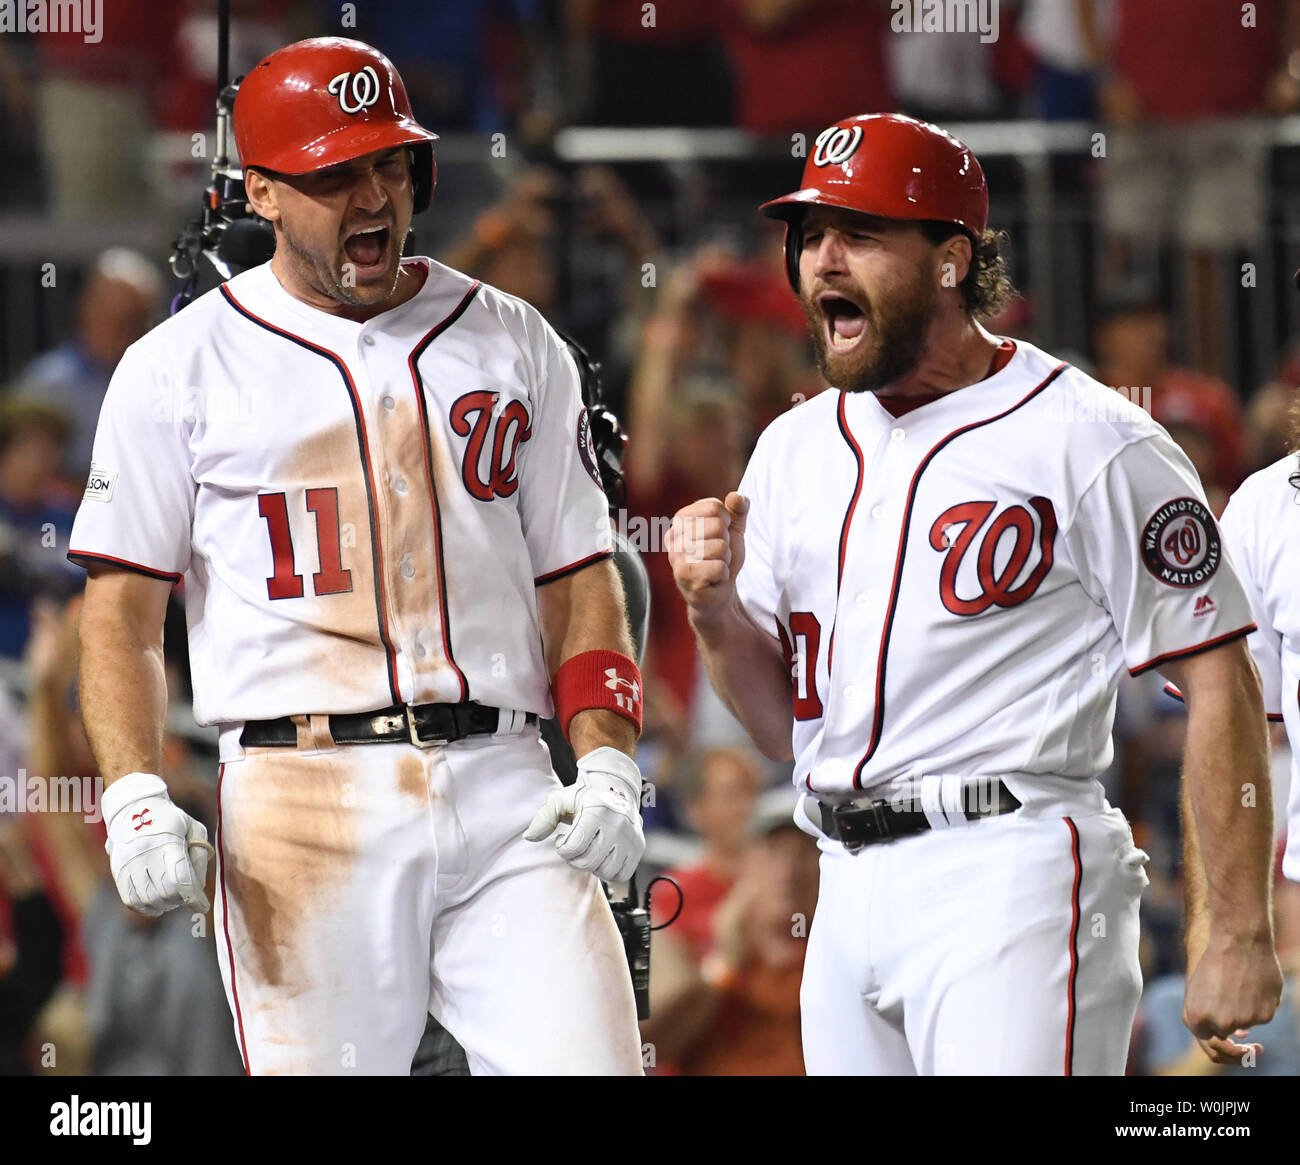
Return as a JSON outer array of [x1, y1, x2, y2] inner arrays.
[[212, 724, 643, 1075], [801, 795, 1147, 1075]]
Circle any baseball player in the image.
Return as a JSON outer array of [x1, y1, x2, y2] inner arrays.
[[70, 38, 645, 1076], [1174, 444, 1300, 886], [668, 113, 1282, 1074]]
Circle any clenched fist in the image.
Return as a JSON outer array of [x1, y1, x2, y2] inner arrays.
[[667, 492, 749, 619], [1183, 931, 1282, 1064], [102, 772, 213, 917], [525, 746, 645, 883]]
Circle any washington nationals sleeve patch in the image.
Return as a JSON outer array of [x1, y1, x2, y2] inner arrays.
[[577, 407, 603, 490], [1140, 497, 1221, 588]]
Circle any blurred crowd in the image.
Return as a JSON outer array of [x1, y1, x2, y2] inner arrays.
[[2, 0, 1300, 1077]]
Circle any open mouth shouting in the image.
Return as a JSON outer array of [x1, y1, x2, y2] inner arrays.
[[342, 222, 393, 278], [817, 291, 869, 353]]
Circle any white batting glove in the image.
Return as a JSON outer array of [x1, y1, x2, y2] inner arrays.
[[101, 772, 213, 917], [525, 746, 645, 883]]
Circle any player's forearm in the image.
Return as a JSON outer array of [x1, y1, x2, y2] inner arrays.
[[539, 559, 639, 758], [625, 330, 678, 492], [26, 670, 75, 790], [1178, 660, 1274, 957], [567, 707, 637, 762], [77, 599, 168, 783], [1179, 777, 1211, 962], [690, 596, 794, 761]]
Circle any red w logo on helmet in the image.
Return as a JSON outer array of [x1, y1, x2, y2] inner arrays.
[[929, 497, 1058, 615]]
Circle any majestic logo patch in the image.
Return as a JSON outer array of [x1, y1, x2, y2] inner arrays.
[[83, 463, 116, 502], [1141, 497, 1221, 588], [1193, 595, 1217, 618], [813, 124, 863, 168], [327, 66, 382, 115], [577, 407, 603, 490]]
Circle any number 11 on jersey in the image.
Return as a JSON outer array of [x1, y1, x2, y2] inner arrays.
[[258, 488, 354, 600]]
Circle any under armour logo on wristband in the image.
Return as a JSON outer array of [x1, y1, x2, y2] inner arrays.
[[554, 650, 644, 737], [604, 668, 641, 712]]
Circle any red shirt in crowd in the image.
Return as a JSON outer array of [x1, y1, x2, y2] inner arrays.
[[651, 861, 732, 958], [1114, 0, 1279, 121], [39, 0, 184, 109], [719, 0, 893, 133], [678, 959, 806, 1075]]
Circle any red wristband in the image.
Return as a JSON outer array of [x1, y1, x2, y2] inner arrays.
[[552, 650, 643, 739]]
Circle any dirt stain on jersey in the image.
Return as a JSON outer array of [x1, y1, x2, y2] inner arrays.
[[279, 415, 387, 651], [414, 411, 469, 699]]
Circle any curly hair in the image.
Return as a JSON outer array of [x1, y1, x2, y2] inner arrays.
[[918, 222, 1017, 320]]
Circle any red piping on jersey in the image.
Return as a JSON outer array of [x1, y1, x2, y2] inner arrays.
[[535, 548, 616, 586], [67, 549, 182, 583], [219, 283, 403, 705], [216, 762, 251, 1076], [406, 279, 481, 701], [846, 361, 1068, 789], [1130, 624, 1256, 677], [1064, 815, 1081, 1077], [828, 393, 866, 676]]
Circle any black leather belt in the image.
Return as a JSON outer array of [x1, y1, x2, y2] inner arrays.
[[240, 702, 536, 749], [819, 779, 1021, 850]]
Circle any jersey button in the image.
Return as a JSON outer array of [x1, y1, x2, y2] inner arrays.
[[415, 642, 427, 659], [394, 476, 408, 494], [855, 592, 868, 608], [890, 428, 905, 441], [400, 555, 415, 580], [843, 684, 857, 699], [363, 335, 376, 346], [871, 505, 885, 519], [381, 395, 395, 410]]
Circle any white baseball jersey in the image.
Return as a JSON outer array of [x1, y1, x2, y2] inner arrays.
[[69, 258, 613, 751], [734, 339, 1255, 805], [1214, 454, 1300, 882]]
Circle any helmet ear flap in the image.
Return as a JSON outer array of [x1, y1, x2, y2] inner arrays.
[[409, 143, 436, 213], [783, 220, 802, 293]]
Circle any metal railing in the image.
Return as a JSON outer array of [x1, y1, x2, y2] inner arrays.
[[3, 116, 1299, 395]]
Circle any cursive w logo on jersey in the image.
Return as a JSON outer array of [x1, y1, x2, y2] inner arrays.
[[449, 390, 533, 501], [929, 497, 1058, 615]]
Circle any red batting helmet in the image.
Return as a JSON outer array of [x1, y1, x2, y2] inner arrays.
[[760, 113, 988, 291], [233, 37, 439, 213]]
